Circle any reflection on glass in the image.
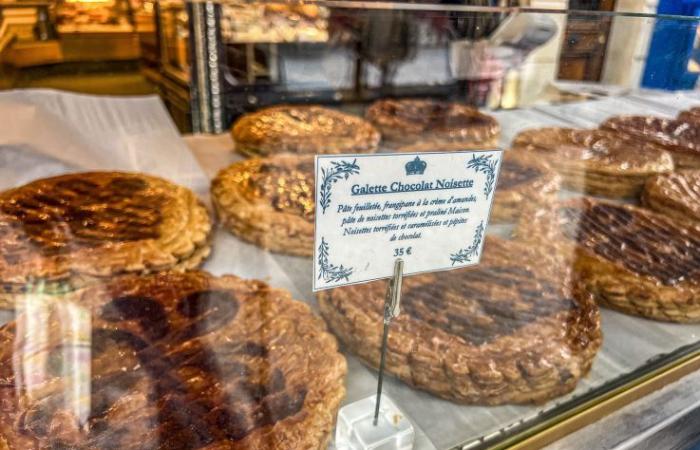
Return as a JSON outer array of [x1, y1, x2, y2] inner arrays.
[[13, 291, 91, 443]]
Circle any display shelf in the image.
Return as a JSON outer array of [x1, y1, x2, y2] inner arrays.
[[177, 90, 700, 450]]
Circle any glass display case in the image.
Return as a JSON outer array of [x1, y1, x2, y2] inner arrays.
[[1, 2, 700, 450]]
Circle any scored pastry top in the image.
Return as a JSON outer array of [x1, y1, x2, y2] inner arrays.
[[512, 127, 674, 173], [600, 115, 700, 155], [0, 271, 346, 450], [211, 154, 316, 257], [232, 105, 380, 156], [386, 236, 596, 348], [318, 236, 601, 404], [551, 198, 700, 286], [398, 243, 585, 347], [1, 175, 162, 254], [0, 172, 211, 286], [366, 98, 499, 142]]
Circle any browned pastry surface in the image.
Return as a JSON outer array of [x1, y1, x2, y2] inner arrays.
[[600, 115, 700, 169], [678, 107, 700, 123], [318, 236, 601, 405], [518, 198, 700, 322], [0, 271, 346, 450], [512, 127, 674, 198], [232, 105, 380, 157], [491, 151, 560, 223], [0, 172, 211, 304], [365, 98, 500, 151], [643, 170, 700, 224], [212, 155, 314, 257]]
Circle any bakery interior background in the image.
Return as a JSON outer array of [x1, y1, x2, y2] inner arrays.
[[0, 0, 698, 130]]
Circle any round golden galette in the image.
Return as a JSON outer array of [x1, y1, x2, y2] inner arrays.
[[0, 172, 211, 307], [512, 127, 673, 198], [318, 236, 601, 405], [600, 115, 700, 170], [212, 155, 314, 257], [0, 271, 346, 450], [366, 98, 500, 151], [232, 105, 380, 157], [519, 198, 700, 322]]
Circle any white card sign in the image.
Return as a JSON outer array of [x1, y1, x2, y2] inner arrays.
[[313, 150, 503, 291]]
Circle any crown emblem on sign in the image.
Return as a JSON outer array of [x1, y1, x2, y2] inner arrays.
[[405, 156, 427, 176]]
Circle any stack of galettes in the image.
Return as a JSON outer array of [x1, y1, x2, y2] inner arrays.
[[2, 98, 700, 449]]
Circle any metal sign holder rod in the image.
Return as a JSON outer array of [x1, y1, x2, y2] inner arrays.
[[374, 258, 404, 426]]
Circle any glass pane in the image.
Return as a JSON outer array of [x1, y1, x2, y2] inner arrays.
[[0, 2, 699, 449]]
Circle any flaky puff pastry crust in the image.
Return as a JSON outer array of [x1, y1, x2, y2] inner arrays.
[[318, 236, 601, 405], [212, 155, 314, 257], [678, 107, 700, 123], [232, 105, 380, 157], [0, 172, 212, 308], [601, 115, 700, 170], [517, 197, 700, 322], [0, 271, 346, 450], [643, 170, 700, 224], [366, 98, 500, 151], [491, 150, 560, 223]]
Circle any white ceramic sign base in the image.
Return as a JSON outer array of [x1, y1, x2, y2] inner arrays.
[[335, 395, 415, 450]]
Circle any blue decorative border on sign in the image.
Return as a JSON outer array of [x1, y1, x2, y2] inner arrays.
[[467, 154, 498, 199], [319, 159, 360, 214], [318, 237, 354, 282], [450, 221, 485, 265]]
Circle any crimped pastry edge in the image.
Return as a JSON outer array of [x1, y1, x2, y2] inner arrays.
[[317, 237, 601, 405], [0, 271, 347, 450], [515, 198, 700, 323]]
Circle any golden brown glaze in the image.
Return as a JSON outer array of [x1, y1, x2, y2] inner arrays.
[[643, 170, 700, 224], [243, 159, 315, 222], [491, 151, 560, 223], [513, 127, 671, 170], [512, 127, 674, 197], [497, 156, 542, 190], [232, 105, 380, 157], [318, 236, 601, 405], [211, 155, 315, 257], [0, 271, 346, 450], [1, 176, 163, 256], [366, 98, 500, 151], [600, 115, 700, 169], [558, 200, 700, 286], [519, 198, 700, 322], [678, 107, 700, 123], [0, 172, 211, 292]]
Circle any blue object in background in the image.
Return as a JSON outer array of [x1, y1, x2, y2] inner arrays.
[[642, 0, 700, 90]]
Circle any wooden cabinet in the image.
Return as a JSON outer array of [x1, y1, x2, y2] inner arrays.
[[558, 0, 615, 81]]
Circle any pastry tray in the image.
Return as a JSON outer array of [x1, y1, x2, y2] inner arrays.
[[2, 89, 700, 450]]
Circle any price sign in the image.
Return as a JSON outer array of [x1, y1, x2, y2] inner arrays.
[[313, 150, 503, 291]]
